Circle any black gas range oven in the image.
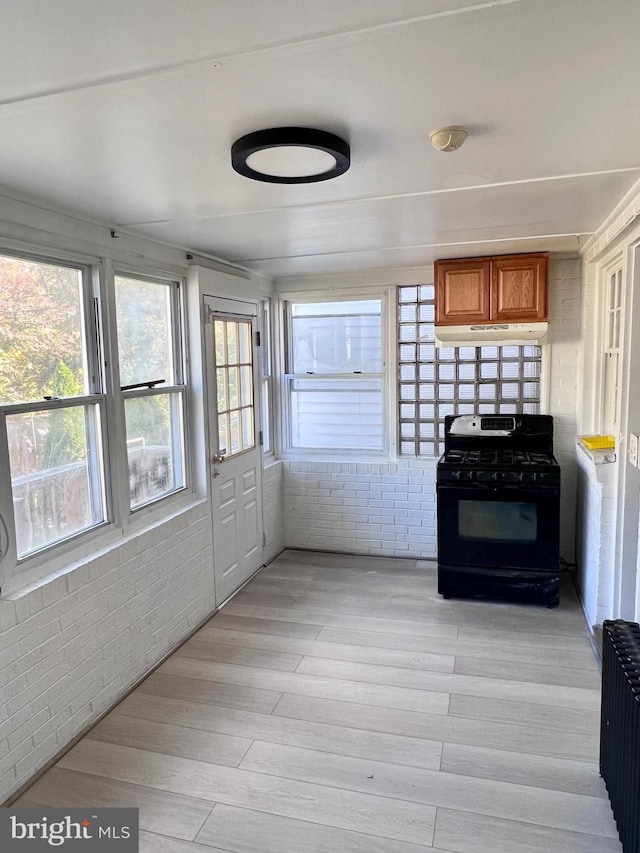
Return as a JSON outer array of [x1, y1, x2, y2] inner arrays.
[[437, 414, 560, 607]]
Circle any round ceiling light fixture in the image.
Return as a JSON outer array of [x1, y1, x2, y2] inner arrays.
[[429, 126, 468, 152], [231, 127, 350, 183]]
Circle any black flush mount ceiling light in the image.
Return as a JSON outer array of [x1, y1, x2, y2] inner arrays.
[[231, 127, 350, 184]]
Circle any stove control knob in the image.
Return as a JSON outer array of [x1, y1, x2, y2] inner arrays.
[[519, 472, 530, 483]]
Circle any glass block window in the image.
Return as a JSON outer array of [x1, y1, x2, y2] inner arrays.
[[398, 285, 542, 457]]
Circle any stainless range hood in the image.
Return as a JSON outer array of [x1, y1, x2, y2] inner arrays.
[[434, 321, 548, 347]]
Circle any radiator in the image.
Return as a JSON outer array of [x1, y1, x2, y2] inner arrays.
[[601, 619, 640, 853]]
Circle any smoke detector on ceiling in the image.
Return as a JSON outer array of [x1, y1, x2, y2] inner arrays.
[[429, 126, 468, 152]]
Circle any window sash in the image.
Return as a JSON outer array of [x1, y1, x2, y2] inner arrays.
[[114, 273, 184, 389], [3, 396, 107, 559], [0, 248, 107, 575], [0, 254, 100, 405], [123, 387, 186, 510], [286, 374, 384, 450]]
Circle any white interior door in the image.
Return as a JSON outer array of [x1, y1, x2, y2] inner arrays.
[[205, 296, 264, 604]]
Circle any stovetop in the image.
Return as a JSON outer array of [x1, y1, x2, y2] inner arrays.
[[441, 449, 557, 467], [438, 414, 560, 485]]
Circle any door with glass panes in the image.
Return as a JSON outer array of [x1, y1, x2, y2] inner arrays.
[[205, 296, 264, 604]]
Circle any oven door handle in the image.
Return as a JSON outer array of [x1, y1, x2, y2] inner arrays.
[[437, 482, 559, 493]]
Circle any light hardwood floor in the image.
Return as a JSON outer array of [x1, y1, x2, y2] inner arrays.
[[16, 550, 621, 853]]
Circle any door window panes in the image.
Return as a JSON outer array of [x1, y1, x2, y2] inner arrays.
[[214, 318, 255, 458]]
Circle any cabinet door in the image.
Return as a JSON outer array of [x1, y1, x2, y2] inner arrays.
[[491, 254, 548, 321], [435, 258, 491, 325]]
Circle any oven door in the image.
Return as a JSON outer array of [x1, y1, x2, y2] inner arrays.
[[437, 481, 560, 571]]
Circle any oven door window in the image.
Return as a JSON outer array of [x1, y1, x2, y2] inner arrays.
[[458, 500, 536, 543], [437, 485, 559, 570]]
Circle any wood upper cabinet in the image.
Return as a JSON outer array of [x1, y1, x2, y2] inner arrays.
[[435, 258, 491, 325], [435, 253, 548, 325], [491, 254, 547, 321]]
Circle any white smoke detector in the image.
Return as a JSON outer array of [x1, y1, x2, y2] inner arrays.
[[429, 126, 468, 152]]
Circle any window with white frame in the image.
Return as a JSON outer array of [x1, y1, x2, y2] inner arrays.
[[0, 251, 106, 559], [260, 298, 274, 454], [602, 266, 623, 437], [398, 285, 542, 456], [0, 250, 190, 584], [284, 298, 385, 451], [114, 273, 187, 509]]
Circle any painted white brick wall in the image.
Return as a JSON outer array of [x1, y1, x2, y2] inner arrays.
[[283, 460, 437, 558], [263, 461, 285, 563], [575, 448, 616, 628], [546, 257, 582, 562], [283, 258, 581, 562], [0, 502, 214, 804]]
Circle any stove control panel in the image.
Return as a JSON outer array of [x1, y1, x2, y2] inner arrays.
[[437, 468, 560, 485], [481, 417, 516, 431]]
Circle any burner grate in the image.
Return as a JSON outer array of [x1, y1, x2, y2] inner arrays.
[[443, 449, 555, 467]]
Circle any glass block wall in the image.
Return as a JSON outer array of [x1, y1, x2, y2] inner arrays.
[[397, 285, 542, 457]]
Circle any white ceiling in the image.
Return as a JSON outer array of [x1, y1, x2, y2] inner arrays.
[[0, 0, 639, 277]]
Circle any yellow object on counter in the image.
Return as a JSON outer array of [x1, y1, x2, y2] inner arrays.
[[580, 435, 616, 450]]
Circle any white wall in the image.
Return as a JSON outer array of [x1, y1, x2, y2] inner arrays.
[[284, 459, 436, 558], [0, 195, 281, 804], [577, 184, 640, 627], [546, 257, 583, 560], [0, 503, 213, 803], [280, 258, 581, 561], [263, 461, 285, 564], [575, 447, 616, 627]]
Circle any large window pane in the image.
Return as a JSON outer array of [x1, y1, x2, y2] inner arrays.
[[124, 393, 184, 509], [0, 255, 86, 404], [290, 377, 383, 449], [7, 404, 105, 557], [287, 298, 385, 451], [291, 300, 381, 373], [115, 276, 174, 386]]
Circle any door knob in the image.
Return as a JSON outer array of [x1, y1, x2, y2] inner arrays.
[[212, 453, 225, 463]]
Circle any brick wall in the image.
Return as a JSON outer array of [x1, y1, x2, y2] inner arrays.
[[546, 257, 582, 561], [263, 461, 285, 563], [283, 258, 581, 562], [0, 502, 214, 804], [576, 448, 616, 627], [283, 460, 437, 558]]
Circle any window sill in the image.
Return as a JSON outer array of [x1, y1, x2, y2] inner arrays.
[[576, 440, 617, 466], [1, 491, 207, 600]]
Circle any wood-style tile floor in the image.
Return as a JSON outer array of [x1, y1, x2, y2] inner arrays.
[[16, 550, 622, 853]]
